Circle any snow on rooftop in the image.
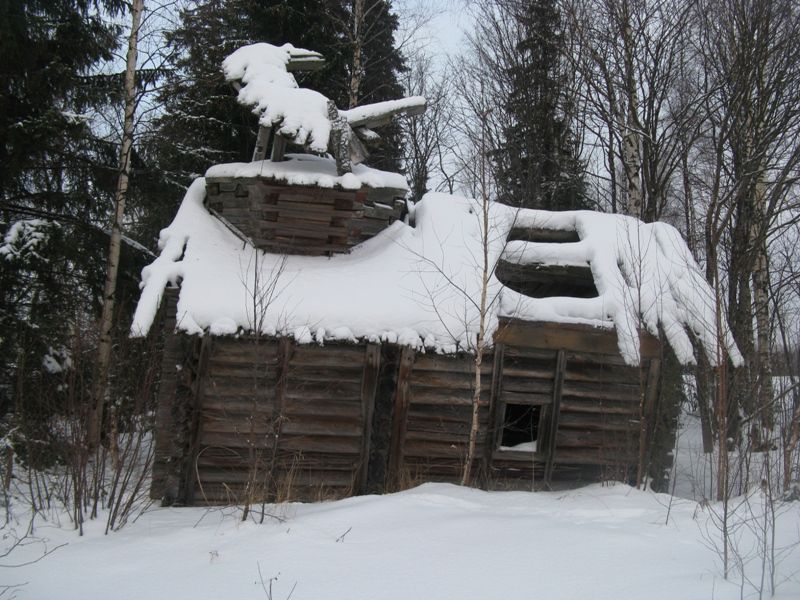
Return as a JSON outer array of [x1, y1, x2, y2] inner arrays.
[[131, 176, 741, 367], [205, 154, 408, 191]]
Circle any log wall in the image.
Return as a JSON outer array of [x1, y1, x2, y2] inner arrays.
[[205, 178, 404, 256], [151, 319, 669, 504]]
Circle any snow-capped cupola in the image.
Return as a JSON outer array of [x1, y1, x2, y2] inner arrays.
[[222, 42, 426, 174], [204, 42, 426, 256]]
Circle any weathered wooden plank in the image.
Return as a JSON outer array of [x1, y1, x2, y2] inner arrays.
[[544, 349, 566, 485], [558, 413, 639, 432], [409, 388, 475, 406], [555, 429, 633, 448], [184, 337, 213, 504], [502, 346, 558, 361], [559, 399, 639, 415], [561, 381, 641, 402], [282, 399, 362, 419], [285, 379, 363, 397], [487, 342, 505, 467], [358, 343, 381, 493], [409, 369, 477, 390], [207, 339, 279, 361], [281, 420, 363, 437], [506, 227, 580, 244], [501, 376, 554, 395], [496, 319, 660, 359], [201, 391, 277, 407], [279, 435, 363, 454], [410, 354, 474, 373], [389, 346, 415, 480], [500, 390, 553, 406], [564, 363, 640, 384], [637, 357, 661, 480], [290, 344, 365, 365]]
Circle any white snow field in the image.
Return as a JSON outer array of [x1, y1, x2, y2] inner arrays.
[[5, 463, 800, 600]]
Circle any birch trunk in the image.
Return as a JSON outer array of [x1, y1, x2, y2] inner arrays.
[[89, 0, 144, 447], [752, 176, 773, 434], [348, 0, 365, 109], [621, 17, 642, 218]]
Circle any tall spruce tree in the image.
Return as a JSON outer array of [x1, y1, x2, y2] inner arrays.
[[0, 0, 138, 461], [492, 0, 585, 210], [150, 0, 407, 222]]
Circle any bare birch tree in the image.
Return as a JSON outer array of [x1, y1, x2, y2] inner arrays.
[[89, 0, 145, 447]]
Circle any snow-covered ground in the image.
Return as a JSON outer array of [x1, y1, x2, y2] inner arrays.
[[3, 415, 799, 600]]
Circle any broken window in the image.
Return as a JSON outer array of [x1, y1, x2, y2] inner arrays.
[[499, 403, 542, 452]]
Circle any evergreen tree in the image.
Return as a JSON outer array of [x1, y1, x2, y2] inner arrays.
[[0, 0, 143, 458], [492, 0, 586, 211]]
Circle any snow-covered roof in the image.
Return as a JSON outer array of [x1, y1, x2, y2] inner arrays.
[[131, 170, 742, 367], [205, 154, 408, 191]]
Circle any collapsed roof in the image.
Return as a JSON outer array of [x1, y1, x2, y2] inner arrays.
[[131, 163, 743, 368]]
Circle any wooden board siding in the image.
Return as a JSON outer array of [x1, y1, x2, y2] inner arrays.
[[490, 320, 660, 488], [153, 318, 670, 504], [392, 353, 493, 486], [187, 340, 374, 504], [205, 178, 404, 256]]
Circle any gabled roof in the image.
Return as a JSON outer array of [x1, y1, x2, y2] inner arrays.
[[131, 161, 742, 368]]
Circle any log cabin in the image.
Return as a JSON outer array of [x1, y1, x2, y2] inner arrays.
[[131, 43, 742, 505]]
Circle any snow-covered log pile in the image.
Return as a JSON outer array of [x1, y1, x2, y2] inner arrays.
[[131, 171, 742, 367]]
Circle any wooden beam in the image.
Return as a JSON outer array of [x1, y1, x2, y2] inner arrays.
[[358, 343, 381, 493], [183, 336, 213, 504], [637, 357, 661, 480], [252, 126, 271, 161], [495, 318, 661, 360], [389, 346, 415, 486], [506, 227, 580, 244], [270, 133, 287, 162], [544, 349, 566, 487], [486, 344, 505, 475]]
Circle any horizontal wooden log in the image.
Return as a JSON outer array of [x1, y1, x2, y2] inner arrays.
[[409, 370, 478, 391], [411, 354, 474, 373], [279, 436, 362, 454], [502, 346, 558, 361], [281, 420, 363, 437], [291, 344, 365, 364], [496, 319, 660, 359], [282, 399, 362, 419], [202, 390, 277, 406], [559, 399, 639, 415], [561, 381, 641, 402], [208, 339, 279, 360], [564, 363, 641, 385], [500, 390, 553, 406], [555, 429, 635, 448], [286, 366, 364, 382], [506, 227, 580, 244], [501, 376, 554, 395], [558, 413, 640, 432], [409, 388, 476, 406], [549, 448, 638, 466], [285, 380, 362, 397]]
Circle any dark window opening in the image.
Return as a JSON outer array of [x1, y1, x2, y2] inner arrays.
[[500, 404, 542, 451], [495, 260, 598, 298], [506, 227, 580, 244]]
